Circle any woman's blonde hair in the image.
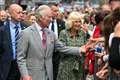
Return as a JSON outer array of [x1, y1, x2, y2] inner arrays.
[[65, 11, 81, 29]]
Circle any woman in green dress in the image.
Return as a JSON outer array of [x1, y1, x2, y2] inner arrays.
[[57, 11, 87, 80]]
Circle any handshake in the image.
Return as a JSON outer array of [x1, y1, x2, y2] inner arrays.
[[80, 44, 94, 53], [80, 45, 87, 53]]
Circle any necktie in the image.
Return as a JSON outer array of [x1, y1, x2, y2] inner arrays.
[[14, 25, 19, 59], [51, 20, 54, 32], [42, 29, 46, 49], [15, 25, 19, 41]]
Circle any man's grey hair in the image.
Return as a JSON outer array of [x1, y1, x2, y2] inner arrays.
[[35, 5, 51, 20]]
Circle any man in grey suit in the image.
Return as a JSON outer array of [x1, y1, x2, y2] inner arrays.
[[16, 5, 86, 80]]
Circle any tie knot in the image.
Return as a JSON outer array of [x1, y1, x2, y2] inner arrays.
[[52, 20, 54, 23], [41, 28, 45, 32]]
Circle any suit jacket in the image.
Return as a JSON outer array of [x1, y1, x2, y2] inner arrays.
[[0, 20, 27, 80], [56, 19, 65, 36], [17, 23, 80, 80]]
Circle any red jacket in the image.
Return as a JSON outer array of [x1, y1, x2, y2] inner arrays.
[[84, 25, 101, 74]]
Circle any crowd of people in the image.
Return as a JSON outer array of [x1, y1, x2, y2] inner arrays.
[[0, 0, 120, 80]]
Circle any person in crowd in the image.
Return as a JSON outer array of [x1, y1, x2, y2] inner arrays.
[[56, 10, 65, 35], [21, 10, 31, 27], [28, 14, 36, 24], [24, 13, 36, 26], [49, 5, 66, 80], [109, 22, 120, 79], [98, 0, 120, 79], [100, 0, 120, 65], [0, 10, 7, 26], [101, 4, 111, 12], [21, 10, 28, 21], [103, 0, 120, 43], [0, 4, 27, 80], [81, 15, 94, 38], [49, 5, 65, 38], [63, 10, 70, 22], [49, 5, 59, 37], [108, 7, 120, 80], [89, 12, 96, 27], [84, 11, 106, 80], [104, 0, 120, 52], [109, 0, 120, 10], [57, 11, 87, 80], [81, 12, 96, 38], [96, 0, 120, 79], [95, 13, 113, 80], [16, 5, 86, 80]]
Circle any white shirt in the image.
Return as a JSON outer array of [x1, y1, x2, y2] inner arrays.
[[109, 33, 114, 47], [49, 19, 58, 38], [35, 22, 43, 40]]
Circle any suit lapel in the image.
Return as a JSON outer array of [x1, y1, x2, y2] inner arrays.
[[20, 23, 27, 30], [45, 29, 49, 56], [45, 29, 53, 56], [5, 21, 13, 54], [3, 21, 27, 58], [30, 24, 44, 55]]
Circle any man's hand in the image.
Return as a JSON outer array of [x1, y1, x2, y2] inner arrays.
[[21, 76, 32, 80]]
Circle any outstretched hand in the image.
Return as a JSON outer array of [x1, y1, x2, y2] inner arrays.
[[80, 45, 87, 53]]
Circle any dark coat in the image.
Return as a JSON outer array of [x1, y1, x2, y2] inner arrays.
[[0, 20, 27, 80]]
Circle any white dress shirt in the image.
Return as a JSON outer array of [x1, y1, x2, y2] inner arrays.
[[35, 22, 43, 40], [49, 19, 58, 38]]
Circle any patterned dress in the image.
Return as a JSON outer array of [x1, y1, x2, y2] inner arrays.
[[57, 29, 87, 80]]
